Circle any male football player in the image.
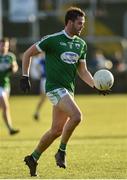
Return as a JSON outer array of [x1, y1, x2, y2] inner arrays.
[[0, 38, 19, 135], [20, 7, 110, 176]]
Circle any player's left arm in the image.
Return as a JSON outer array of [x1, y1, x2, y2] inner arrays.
[[12, 59, 18, 73], [8, 52, 18, 73], [78, 60, 111, 95], [77, 59, 94, 88]]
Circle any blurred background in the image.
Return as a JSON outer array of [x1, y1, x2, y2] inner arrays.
[[0, 0, 127, 94]]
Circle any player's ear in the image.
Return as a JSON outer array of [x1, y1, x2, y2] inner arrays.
[[68, 20, 74, 26]]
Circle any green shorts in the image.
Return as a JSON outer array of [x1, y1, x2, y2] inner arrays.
[[46, 88, 74, 105]]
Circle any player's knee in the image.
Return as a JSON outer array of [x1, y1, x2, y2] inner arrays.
[[73, 111, 82, 125]]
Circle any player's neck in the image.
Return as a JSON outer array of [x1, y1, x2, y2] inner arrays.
[[64, 28, 75, 38]]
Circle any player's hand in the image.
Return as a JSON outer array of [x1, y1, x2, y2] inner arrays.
[[97, 89, 111, 95], [94, 86, 111, 96], [20, 76, 31, 92]]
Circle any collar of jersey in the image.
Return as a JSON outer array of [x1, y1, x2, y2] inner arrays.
[[62, 30, 76, 40]]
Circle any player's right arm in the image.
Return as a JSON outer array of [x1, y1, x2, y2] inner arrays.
[[21, 44, 44, 92], [20, 36, 50, 92], [22, 34, 50, 76]]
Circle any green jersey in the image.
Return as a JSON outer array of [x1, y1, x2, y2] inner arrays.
[[0, 52, 16, 88], [36, 30, 87, 93]]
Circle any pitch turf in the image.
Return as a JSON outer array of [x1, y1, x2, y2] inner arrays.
[[0, 95, 127, 179]]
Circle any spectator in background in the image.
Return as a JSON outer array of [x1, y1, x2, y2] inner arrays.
[[32, 54, 46, 120], [112, 50, 127, 72], [0, 38, 19, 135], [88, 48, 113, 71]]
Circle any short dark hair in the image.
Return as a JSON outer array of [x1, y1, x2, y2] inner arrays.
[[65, 7, 85, 25]]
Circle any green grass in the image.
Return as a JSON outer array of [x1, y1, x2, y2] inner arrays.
[[0, 95, 127, 179]]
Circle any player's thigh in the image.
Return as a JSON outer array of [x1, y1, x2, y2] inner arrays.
[[0, 96, 4, 108], [57, 94, 81, 118], [0, 96, 9, 109], [51, 105, 69, 132]]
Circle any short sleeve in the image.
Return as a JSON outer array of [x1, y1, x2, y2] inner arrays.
[[36, 35, 52, 52], [8, 52, 16, 63], [79, 43, 87, 61]]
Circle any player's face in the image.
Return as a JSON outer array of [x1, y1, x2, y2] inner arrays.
[[71, 16, 85, 36], [0, 41, 9, 54]]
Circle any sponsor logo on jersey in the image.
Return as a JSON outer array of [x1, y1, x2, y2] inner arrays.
[[60, 52, 79, 64]]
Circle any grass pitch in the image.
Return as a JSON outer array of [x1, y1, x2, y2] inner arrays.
[[0, 95, 127, 179]]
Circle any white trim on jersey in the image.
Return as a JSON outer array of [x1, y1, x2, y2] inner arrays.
[[35, 30, 78, 52], [36, 44, 43, 52], [79, 59, 86, 62], [35, 30, 86, 60], [35, 31, 64, 52], [38, 31, 63, 43], [62, 30, 76, 39]]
